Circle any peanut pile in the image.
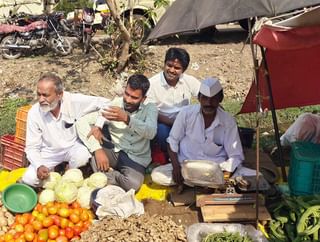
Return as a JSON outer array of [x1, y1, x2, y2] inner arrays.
[[75, 214, 187, 242]]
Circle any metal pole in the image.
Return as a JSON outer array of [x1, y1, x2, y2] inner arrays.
[[260, 46, 287, 182], [248, 18, 260, 227]]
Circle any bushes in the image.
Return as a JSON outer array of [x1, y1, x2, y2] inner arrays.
[[54, 0, 93, 14], [0, 98, 29, 136]]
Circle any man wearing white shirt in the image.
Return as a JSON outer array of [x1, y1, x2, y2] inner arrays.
[[22, 72, 109, 187], [145, 47, 200, 153], [151, 77, 244, 186]]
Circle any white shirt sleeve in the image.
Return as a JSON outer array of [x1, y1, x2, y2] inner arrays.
[[167, 109, 187, 153], [219, 119, 244, 172]]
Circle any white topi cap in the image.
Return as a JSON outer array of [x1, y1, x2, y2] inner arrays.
[[199, 77, 222, 97]]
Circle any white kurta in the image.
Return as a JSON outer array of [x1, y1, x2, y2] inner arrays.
[[22, 91, 110, 186]]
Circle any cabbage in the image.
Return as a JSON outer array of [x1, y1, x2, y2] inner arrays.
[[61, 168, 84, 187], [82, 178, 90, 187], [54, 181, 78, 203], [77, 186, 94, 209], [43, 172, 61, 189], [88, 172, 108, 189], [39, 189, 55, 205]]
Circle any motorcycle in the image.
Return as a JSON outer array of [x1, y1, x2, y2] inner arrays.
[[67, 7, 110, 54], [0, 12, 72, 59], [79, 7, 95, 54]]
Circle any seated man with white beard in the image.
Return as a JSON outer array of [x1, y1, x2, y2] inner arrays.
[[22, 72, 109, 187]]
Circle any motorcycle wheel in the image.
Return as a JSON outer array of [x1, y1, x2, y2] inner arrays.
[[83, 32, 92, 54], [50, 36, 72, 56], [1, 35, 22, 59]]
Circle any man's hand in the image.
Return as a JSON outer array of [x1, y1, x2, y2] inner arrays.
[[87, 126, 103, 144], [172, 162, 183, 185], [37, 165, 49, 180], [102, 106, 129, 124], [94, 148, 110, 171]]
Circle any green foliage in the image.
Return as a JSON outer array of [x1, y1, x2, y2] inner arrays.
[[55, 0, 93, 14], [223, 98, 320, 149], [0, 98, 29, 136]]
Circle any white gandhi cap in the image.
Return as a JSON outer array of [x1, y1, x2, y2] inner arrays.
[[199, 77, 222, 97]]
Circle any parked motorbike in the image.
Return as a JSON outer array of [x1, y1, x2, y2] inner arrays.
[[79, 7, 95, 54], [66, 7, 110, 54], [0, 12, 72, 59]]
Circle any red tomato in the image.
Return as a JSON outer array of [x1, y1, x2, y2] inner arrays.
[[58, 229, 66, 237], [13, 232, 24, 239], [24, 224, 34, 233], [15, 224, 25, 233], [32, 220, 43, 232], [42, 217, 54, 228], [24, 231, 35, 242], [41, 207, 49, 217], [15, 237, 26, 242], [72, 226, 82, 236], [80, 211, 89, 222], [65, 227, 74, 240], [55, 235, 68, 242], [60, 218, 69, 229], [69, 213, 80, 224], [58, 208, 70, 218], [47, 206, 58, 215], [71, 201, 81, 209], [37, 229, 48, 242], [48, 226, 59, 240], [83, 220, 91, 231], [34, 204, 43, 212]]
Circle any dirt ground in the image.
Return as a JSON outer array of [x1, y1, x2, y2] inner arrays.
[[0, 24, 253, 103]]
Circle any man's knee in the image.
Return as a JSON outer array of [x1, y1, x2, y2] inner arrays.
[[120, 175, 144, 192], [69, 147, 91, 168], [22, 166, 41, 187]]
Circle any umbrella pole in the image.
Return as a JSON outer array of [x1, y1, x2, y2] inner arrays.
[[260, 46, 287, 182], [248, 19, 261, 227]]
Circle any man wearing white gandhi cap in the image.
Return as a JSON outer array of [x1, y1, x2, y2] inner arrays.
[[151, 77, 244, 186]]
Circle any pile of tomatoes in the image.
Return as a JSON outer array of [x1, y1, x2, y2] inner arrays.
[[0, 201, 94, 242]]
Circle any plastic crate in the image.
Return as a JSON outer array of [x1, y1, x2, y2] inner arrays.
[[0, 135, 26, 171], [288, 141, 320, 195], [14, 105, 32, 145]]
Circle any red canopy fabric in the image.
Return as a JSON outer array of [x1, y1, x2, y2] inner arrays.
[[240, 24, 320, 113]]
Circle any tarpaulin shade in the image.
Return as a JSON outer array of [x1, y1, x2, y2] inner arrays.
[[148, 0, 320, 40], [240, 24, 320, 113]]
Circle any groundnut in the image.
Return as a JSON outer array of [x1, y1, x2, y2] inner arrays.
[[7, 217, 14, 226], [1, 226, 8, 232], [0, 218, 7, 227]]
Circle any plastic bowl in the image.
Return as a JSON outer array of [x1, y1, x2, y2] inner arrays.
[[2, 183, 38, 213]]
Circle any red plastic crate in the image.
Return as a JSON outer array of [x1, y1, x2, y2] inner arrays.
[[0, 134, 26, 170]]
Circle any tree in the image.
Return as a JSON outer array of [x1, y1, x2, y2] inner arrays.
[[105, 0, 131, 73]]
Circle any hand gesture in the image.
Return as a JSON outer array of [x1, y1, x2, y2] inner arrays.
[[87, 126, 103, 144], [102, 106, 129, 124], [172, 163, 184, 185], [94, 148, 110, 171], [37, 165, 49, 180]]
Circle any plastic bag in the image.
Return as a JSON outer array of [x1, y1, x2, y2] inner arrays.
[[187, 223, 268, 242], [135, 175, 172, 201], [0, 168, 26, 191], [181, 160, 224, 188]]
